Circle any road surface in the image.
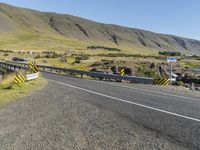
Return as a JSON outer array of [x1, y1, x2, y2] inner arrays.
[[0, 72, 200, 149]]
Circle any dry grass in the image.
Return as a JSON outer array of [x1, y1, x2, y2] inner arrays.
[[0, 73, 15, 90], [0, 74, 47, 105]]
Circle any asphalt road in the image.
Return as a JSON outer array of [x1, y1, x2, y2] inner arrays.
[[42, 72, 200, 149], [0, 72, 200, 149]]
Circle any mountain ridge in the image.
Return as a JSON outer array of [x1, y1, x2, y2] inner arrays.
[[0, 3, 200, 54]]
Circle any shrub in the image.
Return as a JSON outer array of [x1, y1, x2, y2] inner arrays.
[[44, 52, 61, 58], [52, 52, 61, 58], [0, 49, 13, 53], [137, 65, 159, 78], [87, 46, 121, 52], [74, 54, 89, 60], [159, 51, 181, 56], [45, 55, 51, 58], [95, 53, 161, 59], [74, 59, 80, 64], [34, 55, 41, 59], [0, 68, 7, 75], [4, 54, 9, 56], [174, 81, 184, 86]]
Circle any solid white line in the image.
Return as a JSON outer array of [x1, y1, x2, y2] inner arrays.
[[48, 79, 200, 122], [87, 79, 200, 102], [44, 72, 200, 102]]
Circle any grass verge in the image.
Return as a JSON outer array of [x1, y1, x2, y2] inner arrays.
[[0, 75, 47, 106]]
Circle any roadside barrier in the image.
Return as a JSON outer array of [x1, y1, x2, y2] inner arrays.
[[0, 61, 154, 84], [81, 64, 85, 70], [14, 75, 26, 84], [153, 78, 169, 85], [12, 61, 40, 84], [29, 62, 39, 73], [120, 68, 125, 76], [14, 72, 39, 84]]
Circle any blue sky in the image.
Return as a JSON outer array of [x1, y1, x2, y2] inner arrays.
[[1, 0, 200, 40]]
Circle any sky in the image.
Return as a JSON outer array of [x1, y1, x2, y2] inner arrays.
[[1, 0, 200, 40]]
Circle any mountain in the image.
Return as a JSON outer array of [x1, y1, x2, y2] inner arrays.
[[0, 3, 200, 55]]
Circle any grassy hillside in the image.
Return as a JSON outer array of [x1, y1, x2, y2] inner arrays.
[[0, 3, 200, 55]]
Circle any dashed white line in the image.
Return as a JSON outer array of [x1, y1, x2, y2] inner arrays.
[[48, 79, 200, 122]]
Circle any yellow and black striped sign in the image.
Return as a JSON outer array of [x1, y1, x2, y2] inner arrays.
[[29, 62, 39, 73], [14, 75, 26, 84], [120, 68, 125, 76], [81, 64, 85, 70], [153, 78, 169, 85]]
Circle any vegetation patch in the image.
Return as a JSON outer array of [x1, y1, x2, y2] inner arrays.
[[87, 46, 121, 52], [174, 81, 184, 86], [72, 53, 90, 64], [0, 49, 13, 53], [95, 53, 162, 59], [159, 51, 181, 56], [34, 52, 61, 59], [0, 68, 8, 76], [137, 64, 160, 78]]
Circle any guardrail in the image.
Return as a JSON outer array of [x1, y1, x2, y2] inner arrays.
[[188, 68, 200, 74], [0, 61, 154, 84]]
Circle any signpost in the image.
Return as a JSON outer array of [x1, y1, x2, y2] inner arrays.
[[167, 57, 177, 85]]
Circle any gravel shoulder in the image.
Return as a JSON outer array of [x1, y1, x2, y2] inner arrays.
[[0, 82, 188, 150]]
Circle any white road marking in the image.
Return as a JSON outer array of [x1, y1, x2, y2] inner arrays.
[[43, 72, 200, 102], [88, 79, 200, 102], [48, 79, 200, 122]]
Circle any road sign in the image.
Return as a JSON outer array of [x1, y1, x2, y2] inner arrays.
[[166, 57, 177, 85], [167, 57, 177, 62]]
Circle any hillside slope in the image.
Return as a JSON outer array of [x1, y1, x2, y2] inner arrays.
[[0, 3, 200, 54]]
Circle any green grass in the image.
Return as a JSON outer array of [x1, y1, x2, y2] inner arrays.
[[179, 59, 200, 69], [0, 75, 47, 105], [137, 64, 160, 78]]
